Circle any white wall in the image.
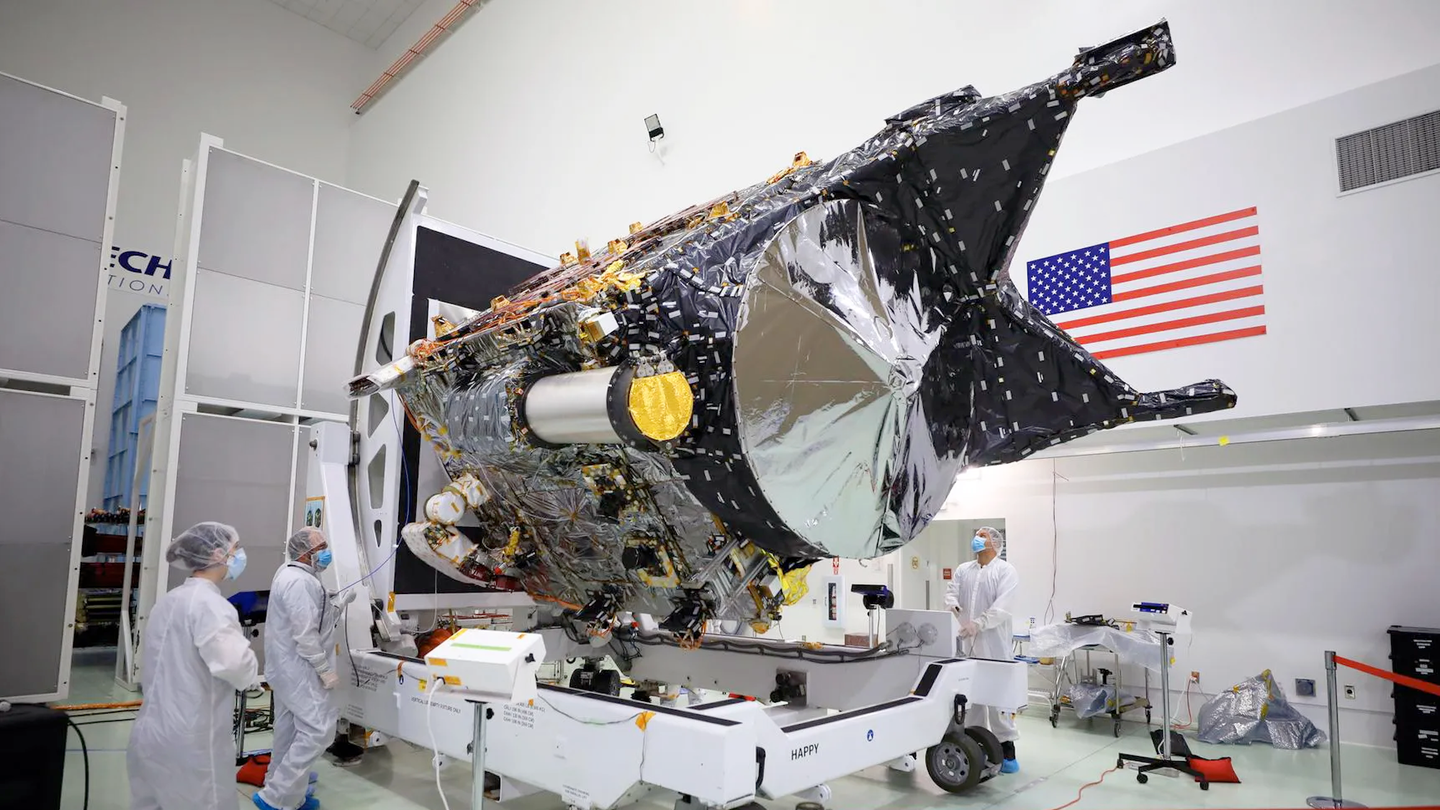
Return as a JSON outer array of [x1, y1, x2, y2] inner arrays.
[[345, 0, 1440, 259], [938, 429, 1440, 747], [1016, 64, 1440, 423], [0, 0, 372, 507]]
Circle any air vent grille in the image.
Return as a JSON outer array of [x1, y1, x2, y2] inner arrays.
[[1336, 110, 1440, 192]]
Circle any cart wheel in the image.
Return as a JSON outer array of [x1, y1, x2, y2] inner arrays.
[[1137, 773, 1148, 784], [963, 725, 1004, 769], [1145, 708, 1152, 725], [593, 669, 622, 696], [925, 733, 984, 794], [1049, 708, 1059, 728], [1200, 780, 1209, 791], [1113, 720, 1121, 738]]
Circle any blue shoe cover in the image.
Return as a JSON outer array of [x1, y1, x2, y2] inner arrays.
[[252, 790, 319, 809], [1001, 758, 1020, 774]]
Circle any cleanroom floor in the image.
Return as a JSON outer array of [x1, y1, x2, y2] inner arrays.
[[59, 652, 1440, 810]]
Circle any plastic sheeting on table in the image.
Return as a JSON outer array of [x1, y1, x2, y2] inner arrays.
[[1026, 623, 1165, 672], [1197, 670, 1327, 749]]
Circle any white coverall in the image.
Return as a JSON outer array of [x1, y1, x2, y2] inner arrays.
[[257, 561, 340, 810], [944, 557, 1021, 743], [128, 577, 259, 810]]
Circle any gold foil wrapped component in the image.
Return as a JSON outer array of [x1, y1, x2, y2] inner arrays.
[[634, 543, 680, 589], [779, 564, 812, 606], [766, 150, 816, 184], [628, 221, 644, 234], [627, 370, 693, 442], [575, 239, 591, 261], [599, 261, 643, 293], [563, 280, 603, 302]]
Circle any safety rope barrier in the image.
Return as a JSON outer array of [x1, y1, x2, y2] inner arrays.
[[1335, 655, 1440, 698], [1307, 650, 1440, 809]]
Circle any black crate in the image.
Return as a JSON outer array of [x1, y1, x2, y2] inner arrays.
[[1392, 660, 1439, 680], [1389, 627, 1440, 770], [0, 704, 66, 809], [1394, 689, 1440, 726], [1389, 626, 1440, 685], [1390, 625, 1440, 652], [1398, 737, 1440, 769]]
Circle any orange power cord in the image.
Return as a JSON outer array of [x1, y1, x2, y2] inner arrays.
[[1047, 766, 1120, 810]]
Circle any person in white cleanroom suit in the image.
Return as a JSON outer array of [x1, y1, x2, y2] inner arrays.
[[945, 525, 1022, 773], [127, 521, 259, 810], [254, 528, 345, 810]]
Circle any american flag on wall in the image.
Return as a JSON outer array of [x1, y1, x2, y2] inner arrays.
[[1025, 207, 1265, 360]]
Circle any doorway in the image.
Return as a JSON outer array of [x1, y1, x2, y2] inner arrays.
[[895, 518, 1007, 610]]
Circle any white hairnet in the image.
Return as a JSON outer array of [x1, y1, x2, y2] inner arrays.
[[285, 527, 326, 561], [978, 525, 1006, 551], [165, 521, 239, 571]]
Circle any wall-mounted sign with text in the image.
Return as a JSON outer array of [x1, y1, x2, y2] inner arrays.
[[108, 245, 171, 299]]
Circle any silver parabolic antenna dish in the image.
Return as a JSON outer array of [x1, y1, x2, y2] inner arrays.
[[733, 199, 946, 560]]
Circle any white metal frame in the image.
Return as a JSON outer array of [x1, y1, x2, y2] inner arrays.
[[349, 191, 553, 608], [0, 73, 124, 703], [131, 136, 555, 688], [135, 134, 373, 676], [334, 632, 1024, 809]]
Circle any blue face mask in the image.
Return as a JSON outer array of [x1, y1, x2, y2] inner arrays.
[[971, 535, 988, 553], [315, 549, 333, 569], [225, 548, 248, 580]]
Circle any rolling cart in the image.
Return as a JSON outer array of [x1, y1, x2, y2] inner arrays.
[[1046, 644, 1151, 737]]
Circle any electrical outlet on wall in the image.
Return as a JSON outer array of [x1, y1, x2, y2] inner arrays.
[[1344, 685, 1357, 700], [1296, 678, 1316, 697], [1190, 671, 1200, 683]]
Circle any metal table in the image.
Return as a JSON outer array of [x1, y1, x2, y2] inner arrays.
[[1015, 632, 1153, 738], [1047, 643, 1151, 736]]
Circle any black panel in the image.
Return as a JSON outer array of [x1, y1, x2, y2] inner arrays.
[[781, 696, 920, 732], [392, 226, 548, 597], [690, 697, 747, 711], [372, 650, 424, 664], [0, 704, 65, 808], [913, 663, 943, 697], [537, 683, 739, 727]]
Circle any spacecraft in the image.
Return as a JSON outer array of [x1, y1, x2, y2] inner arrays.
[[351, 20, 1234, 644]]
